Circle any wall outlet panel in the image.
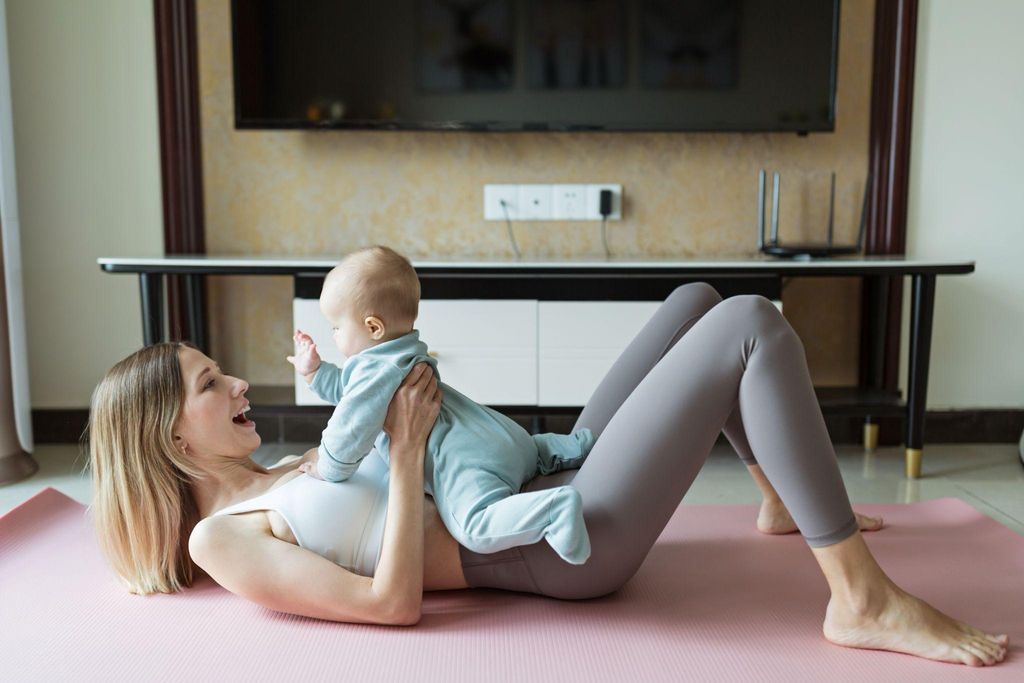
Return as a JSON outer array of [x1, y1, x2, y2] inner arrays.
[[484, 183, 622, 221], [552, 184, 587, 219]]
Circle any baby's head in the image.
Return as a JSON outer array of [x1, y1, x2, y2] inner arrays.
[[320, 245, 420, 358]]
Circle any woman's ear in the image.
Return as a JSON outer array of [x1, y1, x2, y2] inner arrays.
[[173, 433, 189, 455]]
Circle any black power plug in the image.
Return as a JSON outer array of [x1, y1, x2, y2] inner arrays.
[[599, 189, 613, 218], [598, 189, 613, 258]]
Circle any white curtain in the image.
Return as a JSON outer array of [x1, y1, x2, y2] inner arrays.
[[0, 0, 35, 485]]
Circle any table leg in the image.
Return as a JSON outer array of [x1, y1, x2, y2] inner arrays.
[[184, 274, 207, 352], [862, 275, 889, 450], [139, 273, 165, 346], [905, 273, 936, 478]]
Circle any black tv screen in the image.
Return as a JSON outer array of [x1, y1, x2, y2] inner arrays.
[[231, 0, 840, 133]]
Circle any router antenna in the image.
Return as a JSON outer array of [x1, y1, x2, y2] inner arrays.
[[770, 172, 780, 245], [826, 172, 835, 246], [757, 169, 766, 249]]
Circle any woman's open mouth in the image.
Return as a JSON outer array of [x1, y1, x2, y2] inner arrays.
[[232, 405, 255, 428]]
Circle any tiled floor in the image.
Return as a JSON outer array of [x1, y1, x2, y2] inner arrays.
[[3, 441, 1022, 536]]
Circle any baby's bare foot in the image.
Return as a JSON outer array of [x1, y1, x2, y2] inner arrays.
[[757, 499, 884, 535], [823, 583, 1009, 666]]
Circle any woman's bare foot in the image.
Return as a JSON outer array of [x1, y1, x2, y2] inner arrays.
[[757, 498, 884, 535], [823, 580, 1009, 666]]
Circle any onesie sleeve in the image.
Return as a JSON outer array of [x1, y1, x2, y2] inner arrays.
[[316, 357, 406, 482], [309, 361, 344, 404]]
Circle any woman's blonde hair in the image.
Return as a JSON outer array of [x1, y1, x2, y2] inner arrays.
[[86, 342, 208, 595]]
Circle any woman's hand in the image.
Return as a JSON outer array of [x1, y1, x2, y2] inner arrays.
[[383, 362, 441, 457]]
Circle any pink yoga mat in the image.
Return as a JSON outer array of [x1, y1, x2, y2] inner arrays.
[[1, 487, 1020, 682]]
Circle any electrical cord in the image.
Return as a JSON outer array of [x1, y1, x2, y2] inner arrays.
[[600, 215, 611, 259], [500, 199, 522, 259]]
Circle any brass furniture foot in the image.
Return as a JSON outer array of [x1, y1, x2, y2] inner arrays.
[[863, 422, 879, 450], [905, 448, 922, 479]]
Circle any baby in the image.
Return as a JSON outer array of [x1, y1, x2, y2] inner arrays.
[[287, 245, 595, 564]]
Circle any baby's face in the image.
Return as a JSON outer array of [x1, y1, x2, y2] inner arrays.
[[321, 297, 373, 360]]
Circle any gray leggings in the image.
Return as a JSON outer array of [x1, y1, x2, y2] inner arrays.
[[457, 283, 859, 599]]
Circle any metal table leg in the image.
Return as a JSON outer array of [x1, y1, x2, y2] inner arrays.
[[905, 273, 936, 478], [139, 273, 165, 345]]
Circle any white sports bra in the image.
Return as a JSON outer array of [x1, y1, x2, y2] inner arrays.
[[211, 452, 390, 577]]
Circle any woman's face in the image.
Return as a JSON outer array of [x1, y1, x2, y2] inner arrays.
[[175, 347, 260, 458]]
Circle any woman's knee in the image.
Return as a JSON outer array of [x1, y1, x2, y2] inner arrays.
[[714, 295, 802, 347], [665, 282, 722, 314], [715, 294, 783, 323]]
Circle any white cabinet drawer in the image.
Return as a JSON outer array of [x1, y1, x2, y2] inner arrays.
[[293, 298, 539, 406], [296, 297, 769, 408], [417, 300, 537, 405], [538, 301, 661, 406]]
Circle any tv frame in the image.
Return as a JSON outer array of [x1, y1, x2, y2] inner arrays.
[[230, 0, 840, 135]]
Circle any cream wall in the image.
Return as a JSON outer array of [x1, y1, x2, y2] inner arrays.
[[901, 0, 1024, 409], [197, 0, 876, 388], [6, 0, 164, 408]]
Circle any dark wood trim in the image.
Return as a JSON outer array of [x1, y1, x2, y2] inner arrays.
[[861, 0, 920, 392], [34, 407, 1024, 446], [153, 0, 207, 349]]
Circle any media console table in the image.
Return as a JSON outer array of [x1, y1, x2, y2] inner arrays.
[[98, 255, 975, 478]]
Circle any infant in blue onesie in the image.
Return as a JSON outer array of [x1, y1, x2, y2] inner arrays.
[[287, 245, 595, 564]]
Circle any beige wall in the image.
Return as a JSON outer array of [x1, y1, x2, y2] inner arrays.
[[6, 0, 164, 408], [901, 0, 1024, 409], [196, 0, 876, 388], [7, 1, 1017, 414]]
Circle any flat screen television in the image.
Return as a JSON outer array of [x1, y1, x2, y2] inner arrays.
[[231, 0, 840, 133]]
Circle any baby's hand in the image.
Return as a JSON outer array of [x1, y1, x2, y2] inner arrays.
[[286, 329, 322, 380]]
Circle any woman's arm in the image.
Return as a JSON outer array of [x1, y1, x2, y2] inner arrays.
[[368, 362, 441, 622], [189, 515, 417, 625], [370, 445, 426, 621]]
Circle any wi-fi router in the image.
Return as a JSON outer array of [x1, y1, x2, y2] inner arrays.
[[757, 169, 868, 258]]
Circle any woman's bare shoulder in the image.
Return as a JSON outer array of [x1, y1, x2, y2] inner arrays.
[[193, 506, 273, 547], [268, 446, 318, 469]]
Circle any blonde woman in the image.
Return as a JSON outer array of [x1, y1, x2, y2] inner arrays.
[[87, 284, 1007, 666]]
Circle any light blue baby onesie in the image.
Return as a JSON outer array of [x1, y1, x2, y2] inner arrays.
[[309, 330, 595, 564]]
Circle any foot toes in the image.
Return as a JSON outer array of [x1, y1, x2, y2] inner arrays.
[[964, 640, 997, 665], [959, 644, 989, 666], [959, 650, 984, 667]]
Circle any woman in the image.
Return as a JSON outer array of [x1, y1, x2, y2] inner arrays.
[[87, 284, 1008, 666]]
